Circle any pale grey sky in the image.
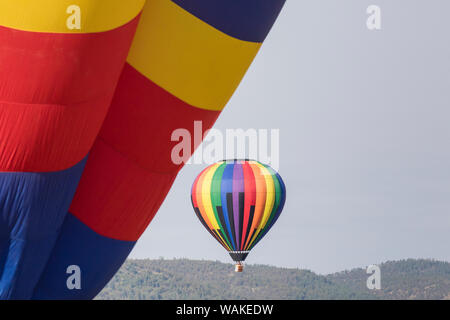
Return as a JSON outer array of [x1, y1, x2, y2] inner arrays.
[[130, 0, 450, 274]]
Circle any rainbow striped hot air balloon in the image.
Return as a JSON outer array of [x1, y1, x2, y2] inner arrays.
[[191, 160, 286, 272]]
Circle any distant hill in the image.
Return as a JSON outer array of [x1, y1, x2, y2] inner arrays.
[[329, 259, 450, 300], [96, 258, 450, 300]]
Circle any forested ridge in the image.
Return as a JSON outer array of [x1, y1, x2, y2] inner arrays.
[[97, 258, 450, 300]]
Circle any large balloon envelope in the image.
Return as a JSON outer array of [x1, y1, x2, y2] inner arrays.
[[0, 0, 143, 299], [0, 0, 286, 299], [191, 160, 286, 271]]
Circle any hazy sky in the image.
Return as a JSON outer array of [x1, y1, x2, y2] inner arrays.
[[130, 0, 450, 274]]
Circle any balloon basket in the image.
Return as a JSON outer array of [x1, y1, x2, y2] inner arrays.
[[235, 262, 244, 273]]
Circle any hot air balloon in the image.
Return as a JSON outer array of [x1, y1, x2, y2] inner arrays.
[[29, 0, 286, 300], [0, 0, 143, 299], [191, 160, 286, 272]]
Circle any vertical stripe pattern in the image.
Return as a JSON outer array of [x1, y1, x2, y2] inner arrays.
[[191, 160, 286, 261]]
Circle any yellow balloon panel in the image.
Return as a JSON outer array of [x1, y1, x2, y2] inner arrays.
[[127, 0, 262, 111], [0, 0, 145, 33]]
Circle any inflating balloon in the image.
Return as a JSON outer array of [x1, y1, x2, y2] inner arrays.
[[0, 0, 286, 299], [33, 1, 285, 300], [0, 0, 143, 299], [191, 160, 286, 272]]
